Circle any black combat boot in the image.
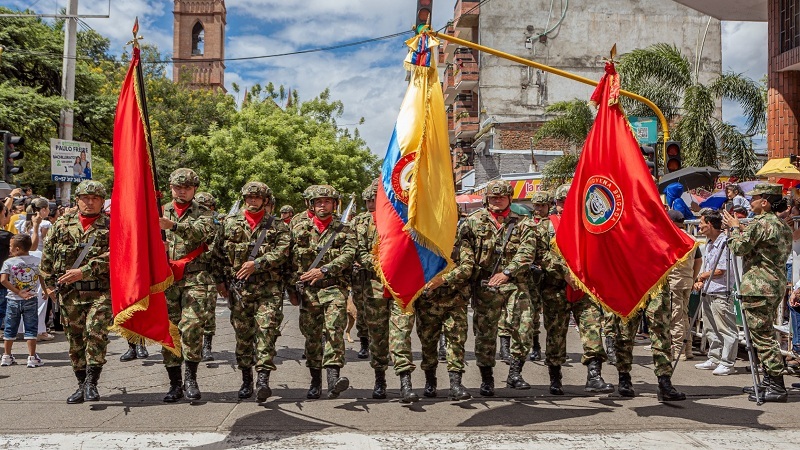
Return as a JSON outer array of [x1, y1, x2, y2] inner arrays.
[[529, 336, 541, 361], [585, 358, 615, 394], [120, 343, 137, 362], [201, 334, 213, 362], [438, 335, 447, 361], [256, 370, 272, 402], [748, 373, 788, 403], [617, 372, 635, 397], [498, 336, 511, 363], [448, 371, 471, 401], [164, 366, 184, 403], [479, 366, 495, 396], [399, 370, 420, 403], [357, 337, 370, 359], [307, 368, 322, 399], [423, 369, 438, 398], [506, 358, 532, 389], [605, 335, 617, 367], [67, 369, 87, 404], [656, 375, 686, 402], [84, 365, 102, 402], [548, 364, 564, 395], [184, 361, 202, 401], [136, 344, 149, 359], [743, 365, 768, 394], [325, 366, 349, 399], [238, 367, 253, 399], [373, 369, 387, 399]]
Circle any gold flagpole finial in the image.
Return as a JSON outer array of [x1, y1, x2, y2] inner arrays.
[[127, 17, 144, 48]]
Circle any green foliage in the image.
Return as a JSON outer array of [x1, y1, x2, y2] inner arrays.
[[618, 43, 764, 174], [186, 90, 380, 210], [541, 153, 579, 190], [531, 99, 594, 148]]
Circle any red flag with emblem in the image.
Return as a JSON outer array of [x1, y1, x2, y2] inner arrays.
[[109, 21, 181, 354], [553, 62, 696, 318]]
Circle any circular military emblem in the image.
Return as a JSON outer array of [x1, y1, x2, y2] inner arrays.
[[391, 152, 417, 204], [582, 175, 623, 234]]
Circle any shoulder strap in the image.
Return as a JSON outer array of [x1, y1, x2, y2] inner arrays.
[[247, 215, 275, 261]]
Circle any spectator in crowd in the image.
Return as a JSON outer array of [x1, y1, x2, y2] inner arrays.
[[15, 198, 53, 342], [693, 210, 738, 375], [0, 204, 13, 329], [665, 210, 702, 361], [664, 183, 696, 220], [1, 234, 43, 368], [731, 206, 748, 219], [725, 184, 751, 214]]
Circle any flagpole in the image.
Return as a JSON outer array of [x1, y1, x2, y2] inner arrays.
[[427, 30, 670, 141]]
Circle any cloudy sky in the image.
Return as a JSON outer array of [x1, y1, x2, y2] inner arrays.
[[9, 0, 768, 155]]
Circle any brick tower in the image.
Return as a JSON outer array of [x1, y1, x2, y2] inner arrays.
[[172, 0, 226, 92]]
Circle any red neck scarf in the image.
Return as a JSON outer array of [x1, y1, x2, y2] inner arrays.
[[283, 217, 291, 224], [313, 215, 333, 233], [306, 210, 314, 219], [244, 209, 266, 231], [79, 214, 100, 231], [173, 201, 191, 218], [489, 208, 511, 228]]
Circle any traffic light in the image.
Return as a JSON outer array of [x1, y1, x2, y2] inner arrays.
[[665, 141, 681, 173], [416, 0, 433, 29], [2, 131, 24, 182], [640, 145, 656, 176]]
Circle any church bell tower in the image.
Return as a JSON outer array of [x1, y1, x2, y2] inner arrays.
[[172, 0, 226, 92]]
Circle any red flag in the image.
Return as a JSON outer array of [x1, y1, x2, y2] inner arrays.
[[554, 62, 696, 318], [109, 45, 181, 354]]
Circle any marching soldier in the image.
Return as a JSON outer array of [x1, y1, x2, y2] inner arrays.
[[351, 184, 377, 360], [538, 184, 614, 395], [195, 191, 219, 362], [288, 185, 355, 399], [459, 180, 537, 396], [41, 181, 111, 404], [353, 180, 391, 398], [723, 183, 792, 403], [416, 220, 473, 401], [526, 190, 551, 361], [211, 182, 290, 402], [159, 168, 217, 403], [279, 205, 294, 225]]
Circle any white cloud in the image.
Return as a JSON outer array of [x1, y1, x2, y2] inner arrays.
[[720, 21, 767, 146]]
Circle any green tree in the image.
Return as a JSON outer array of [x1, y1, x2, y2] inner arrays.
[[531, 99, 594, 189], [618, 43, 765, 171], [186, 88, 379, 210]]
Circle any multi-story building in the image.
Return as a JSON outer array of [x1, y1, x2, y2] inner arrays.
[[441, 0, 723, 197]]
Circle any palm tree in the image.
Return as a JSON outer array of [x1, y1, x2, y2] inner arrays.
[[618, 43, 765, 174], [532, 99, 594, 189]]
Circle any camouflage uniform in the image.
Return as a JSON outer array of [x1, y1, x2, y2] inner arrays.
[[289, 185, 356, 399], [211, 182, 290, 401], [40, 180, 110, 404], [352, 181, 392, 399], [459, 180, 538, 395], [195, 192, 219, 358], [414, 228, 473, 400], [727, 183, 792, 402]]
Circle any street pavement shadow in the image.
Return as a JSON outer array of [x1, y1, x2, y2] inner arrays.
[[456, 400, 614, 427], [630, 398, 774, 429]]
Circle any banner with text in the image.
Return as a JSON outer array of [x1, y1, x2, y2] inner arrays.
[[50, 138, 92, 182]]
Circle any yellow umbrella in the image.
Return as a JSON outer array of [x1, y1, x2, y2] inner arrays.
[[756, 158, 800, 180]]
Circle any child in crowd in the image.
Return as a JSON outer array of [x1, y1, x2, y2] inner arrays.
[[1, 234, 43, 367]]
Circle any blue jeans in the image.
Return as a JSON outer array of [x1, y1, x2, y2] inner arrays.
[[790, 301, 800, 354], [3, 298, 38, 340]]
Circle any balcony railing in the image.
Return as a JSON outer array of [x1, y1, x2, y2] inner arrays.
[[454, 61, 478, 91], [454, 111, 479, 138], [454, 0, 480, 29]]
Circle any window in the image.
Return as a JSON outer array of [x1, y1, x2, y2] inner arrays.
[[192, 22, 204, 56], [780, 0, 800, 53]]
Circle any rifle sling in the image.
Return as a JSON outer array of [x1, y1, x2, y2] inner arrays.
[[247, 215, 275, 262], [488, 217, 518, 276], [307, 222, 344, 272], [71, 235, 97, 270]]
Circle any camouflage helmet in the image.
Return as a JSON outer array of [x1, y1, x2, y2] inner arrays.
[[362, 179, 379, 201], [554, 184, 571, 201], [531, 190, 553, 205], [241, 181, 274, 204], [75, 180, 107, 199], [169, 168, 200, 187], [306, 184, 340, 202], [195, 192, 216, 209], [280, 205, 294, 214], [485, 179, 514, 197]]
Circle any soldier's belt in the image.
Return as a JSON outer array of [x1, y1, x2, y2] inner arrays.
[[74, 281, 106, 292]]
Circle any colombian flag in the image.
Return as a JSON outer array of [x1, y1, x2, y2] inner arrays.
[[375, 32, 458, 311], [554, 61, 697, 318]]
